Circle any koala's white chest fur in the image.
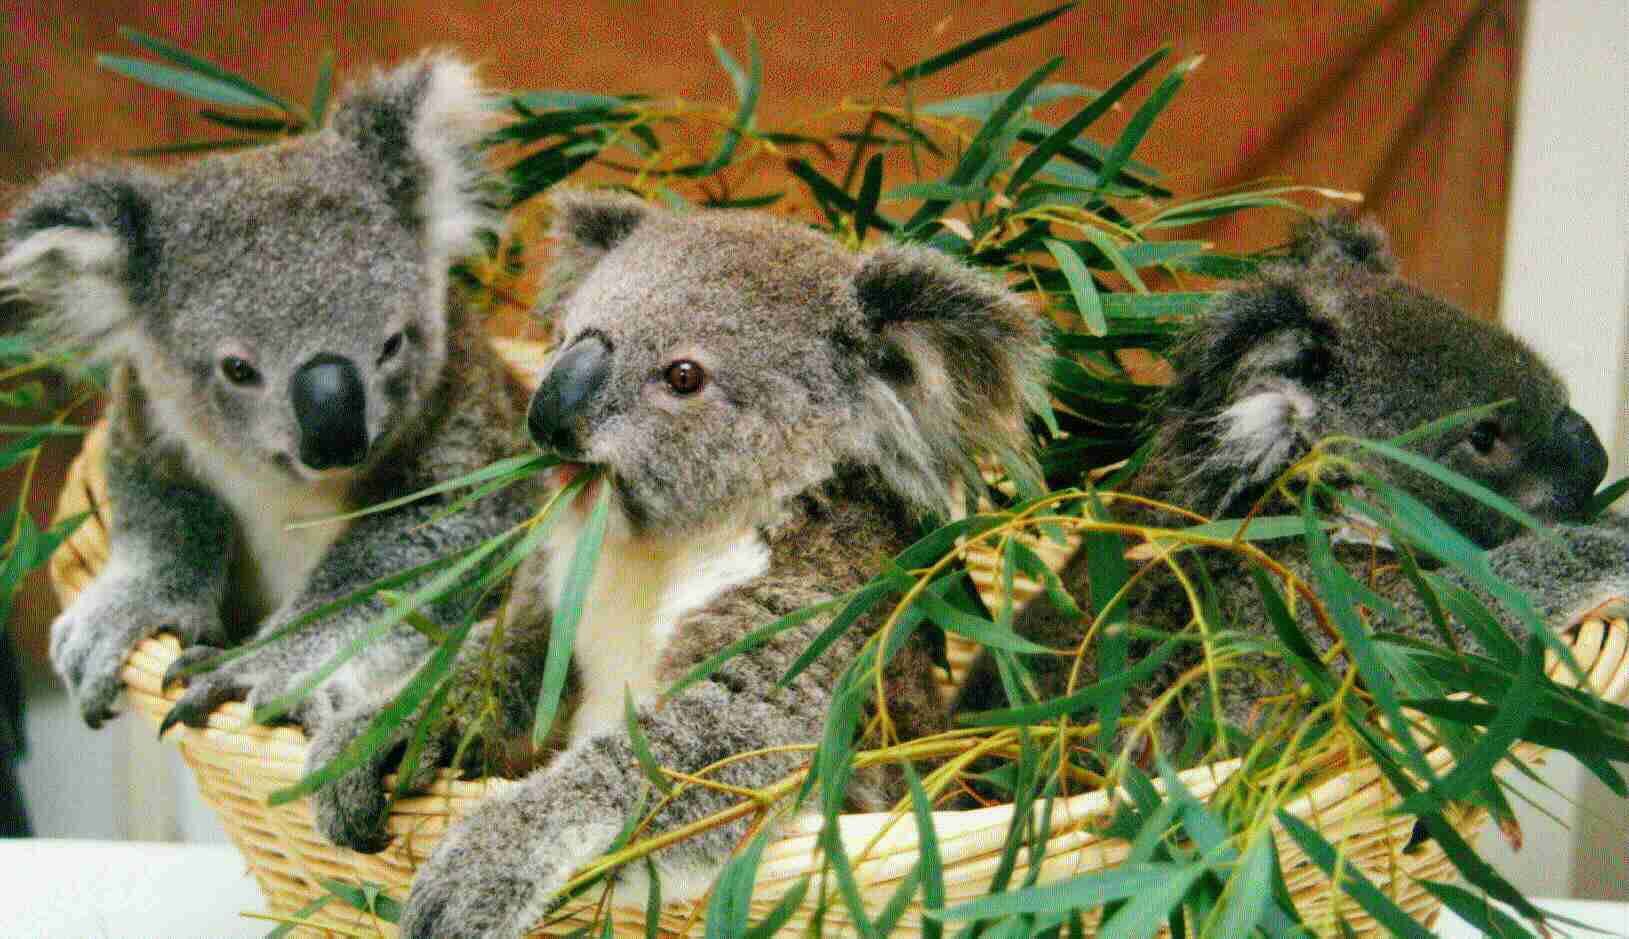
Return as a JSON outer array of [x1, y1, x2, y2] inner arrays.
[[545, 510, 769, 741], [145, 382, 352, 623]]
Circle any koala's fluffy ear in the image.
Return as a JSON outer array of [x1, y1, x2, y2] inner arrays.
[[1286, 211, 1395, 275], [1, 165, 161, 358], [1158, 282, 1336, 514], [330, 53, 496, 265], [851, 243, 1046, 513], [546, 188, 653, 275]]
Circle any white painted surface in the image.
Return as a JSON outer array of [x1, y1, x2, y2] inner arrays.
[[1495, 0, 1629, 903], [0, 839, 265, 939]]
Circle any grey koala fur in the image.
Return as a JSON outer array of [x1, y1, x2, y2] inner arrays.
[[1, 54, 545, 852], [955, 213, 1626, 767], [397, 190, 1047, 939]]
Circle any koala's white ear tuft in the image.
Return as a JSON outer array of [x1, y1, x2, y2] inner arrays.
[[1, 166, 158, 358], [1288, 211, 1395, 275], [852, 243, 1046, 513], [546, 188, 653, 272], [331, 52, 497, 266]]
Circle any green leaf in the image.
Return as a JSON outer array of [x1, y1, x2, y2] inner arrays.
[[1076, 225, 1149, 293], [197, 110, 297, 133], [253, 527, 517, 724], [741, 877, 809, 939], [1301, 490, 1437, 782], [786, 159, 896, 233], [120, 138, 265, 157], [286, 454, 550, 529], [663, 596, 843, 700], [1348, 437, 1553, 542], [1420, 883, 1537, 939], [777, 573, 907, 688], [1397, 638, 1545, 815], [534, 477, 611, 745], [1045, 238, 1106, 336], [262, 892, 334, 938], [918, 82, 1093, 119], [0, 431, 45, 472], [687, 29, 762, 178], [625, 686, 674, 795], [509, 90, 635, 112], [959, 636, 1182, 728], [115, 27, 298, 113], [97, 54, 278, 109], [1095, 56, 1201, 194], [904, 55, 1064, 233], [1386, 400, 1512, 449], [930, 862, 1190, 921], [309, 51, 336, 127], [913, 583, 1054, 653], [1591, 475, 1629, 517], [1275, 812, 1435, 939], [881, 181, 992, 203], [705, 825, 773, 938], [1005, 47, 1171, 194], [1097, 861, 1207, 939], [889, 4, 1076, 86], [268, 618, 472, 805], [852, 153, 885, 242], [904, 765, 945, 939]]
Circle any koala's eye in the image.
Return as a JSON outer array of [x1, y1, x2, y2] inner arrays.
[[379, 331, 405, 364], [664, 360, 707, 396], [220, 356, 261, 386], [1468, 420, 1501, 455], [1287, 345, 1332, 382]]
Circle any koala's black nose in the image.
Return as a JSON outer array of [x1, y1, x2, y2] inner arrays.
[[1551, 406, 1608, 516], [292, 354, 369, 470], [529, 334, 609, 456]]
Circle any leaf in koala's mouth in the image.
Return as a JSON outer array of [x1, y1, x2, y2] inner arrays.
[[553, 462, 607, 511]]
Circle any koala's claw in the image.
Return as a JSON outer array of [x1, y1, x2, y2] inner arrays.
[[163, 658, 251, 731], [161, 644, 224, 692]]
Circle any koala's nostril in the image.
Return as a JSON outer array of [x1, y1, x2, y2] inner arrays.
[[528, 334, 610, 455], [292, 354, 369, 470], [1552, 406, 1608, 516]]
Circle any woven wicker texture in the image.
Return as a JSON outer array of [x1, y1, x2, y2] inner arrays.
[[46, 342, 1629, 938]]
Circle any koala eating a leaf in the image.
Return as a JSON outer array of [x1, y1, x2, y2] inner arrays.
[[396, 191, 1047, 939], [1, 55, 540, 852], [955, 214, 1626, 767]]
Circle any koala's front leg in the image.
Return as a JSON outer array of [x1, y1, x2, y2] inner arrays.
[[165, 490, 534, 851], [400, 677, 822, 939], [52, 442, 233, 727]]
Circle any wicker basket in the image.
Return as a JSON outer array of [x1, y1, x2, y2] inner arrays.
[[46, 342, 1629, 938]]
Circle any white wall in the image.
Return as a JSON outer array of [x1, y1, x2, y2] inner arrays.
[[1491, 0, 1628, 902]]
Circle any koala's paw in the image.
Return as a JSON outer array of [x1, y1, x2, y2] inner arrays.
[[400, 795, 614, 939], [158, 645, 251, 735], [307, 707, 449, 854], [51, 585, 221, 729], [161, 651, 339, 735]]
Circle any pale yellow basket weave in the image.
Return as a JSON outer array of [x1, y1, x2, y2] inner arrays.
[[46, 340, 1629, 938]]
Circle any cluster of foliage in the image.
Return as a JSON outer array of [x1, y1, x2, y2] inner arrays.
[[5, 8, 1627, 938]]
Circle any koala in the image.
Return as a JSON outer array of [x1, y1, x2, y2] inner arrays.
[[0, 55, 543, 852], [955, 214, 1626, 769], [396, 190, 1046, 939]]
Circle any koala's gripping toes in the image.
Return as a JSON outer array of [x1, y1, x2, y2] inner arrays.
[[3, 55, 543, 852], [956, 213, 1621, 763], [396, 192, 1046, 939]]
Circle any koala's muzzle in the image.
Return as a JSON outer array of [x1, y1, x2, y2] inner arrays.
[[292, 354, 369, 470], [529, 334, 609, 456], [1543, 406, 1609, 517]]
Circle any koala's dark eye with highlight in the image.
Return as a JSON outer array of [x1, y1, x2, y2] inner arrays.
[[1469, 420, 1500, 454], [664, 360, 706, 395], [220, 356, 260, 386], [379, 331, 405, 364]]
